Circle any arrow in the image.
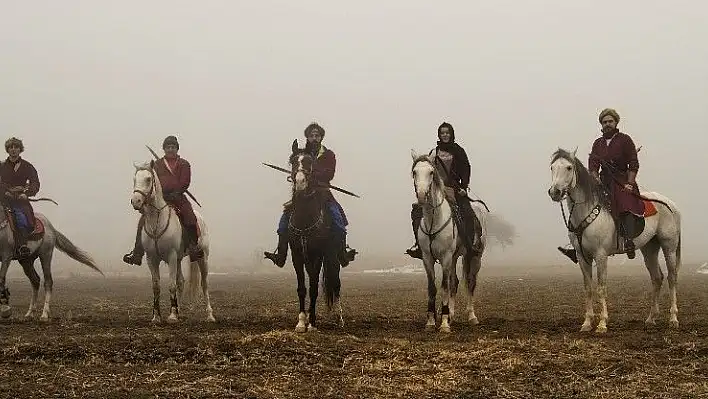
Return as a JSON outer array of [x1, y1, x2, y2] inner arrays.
[[146, 145, 202, 207], [262, 162, 361, 198]]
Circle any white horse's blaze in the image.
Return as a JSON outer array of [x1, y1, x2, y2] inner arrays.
[[410, 150, 487, 333], [131, 162, 215, 323], [548, 149, 682, 333]]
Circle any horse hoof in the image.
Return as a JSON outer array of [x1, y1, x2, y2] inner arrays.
[[206, 315, 216, 323], [595, 325, 607, 334], [439, 325, 451, 333], [39, 315, 49, 322], [23, 312, 34, 320], [580, 323, 593, 332], [167, 315, 179, 324], [295, 324, 307, 333], [468, 316, 479, 325], [425, 323, 436, 331], [151, 316, 162, 324], [307, 324, 318, 332], [669, 319, 679, 329], [644, 318, 656, 327], [0, 305, 11, 319]]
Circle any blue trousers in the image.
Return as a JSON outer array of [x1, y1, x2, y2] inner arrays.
[[277, 201, 347, 235], [12, 206, 30, 232]]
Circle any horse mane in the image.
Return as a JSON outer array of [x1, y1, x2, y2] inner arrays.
[[551, 148, 602, 201], [412, 155, 445, 194]]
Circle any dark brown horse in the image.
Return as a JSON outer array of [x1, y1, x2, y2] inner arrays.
[[287, 139, 343, 332]]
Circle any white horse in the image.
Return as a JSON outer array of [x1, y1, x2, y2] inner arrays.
[[130, 161, 214, 323], [0, 207, 103, 321], [548, 148, 682, 333], [410, 150, 488, 333]]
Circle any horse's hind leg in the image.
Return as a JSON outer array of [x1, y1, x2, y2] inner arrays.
[[640, 238, 663, 326], [464, 254, 482, 325], [198, 258, 215, 322], [663, 241, 680, 328], [38, 250, 54, 322], [19, 258, 40, 319], [423, 258, 437, 331], [0, 257, 12, 318], [166, 254, 180, 323], [449, 256, 460, 323]]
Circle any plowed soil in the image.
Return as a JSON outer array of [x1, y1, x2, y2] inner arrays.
[[0, 264, 707, 398]]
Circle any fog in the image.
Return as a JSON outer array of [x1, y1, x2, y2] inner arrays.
[[0, 1, 705, 273]]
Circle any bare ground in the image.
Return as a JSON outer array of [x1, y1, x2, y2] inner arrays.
[[0, 263, 707, 398]]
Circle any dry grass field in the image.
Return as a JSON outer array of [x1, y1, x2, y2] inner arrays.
[[0, 262, 707, 398]]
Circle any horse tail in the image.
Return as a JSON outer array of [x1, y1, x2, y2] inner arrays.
[[676, 233, 682, 268], [52, 226, 104, 276]]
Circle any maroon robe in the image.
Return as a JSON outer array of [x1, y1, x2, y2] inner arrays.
[[588, 131, 644, 218], [311, 145, 348, 224], [154, 156, 197, 227], [0, 157, 40, 228]]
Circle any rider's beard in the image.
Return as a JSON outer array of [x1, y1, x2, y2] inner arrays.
[[601, 126, 618, 138]]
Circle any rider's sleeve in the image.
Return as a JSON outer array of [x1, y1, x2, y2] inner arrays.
[[314, 150, 335, 183], [457, 147, 471, 189], [25, 162, 40, 197], [588, 139, 601, 174], [178, 159, 191, 192], [623, 135, 639, 172]]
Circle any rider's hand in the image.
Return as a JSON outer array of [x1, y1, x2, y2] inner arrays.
[[18, 194, 27, 200], [623, 183, 635, 191]]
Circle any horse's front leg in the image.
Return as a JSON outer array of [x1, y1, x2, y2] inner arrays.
[[147, 257, 162, 323], [292, 249, 308, 333], [595, 254, 609, 333], [578, 255, 595, 332], [167, 252, 181, 323], [439, 254, 453, 333], [0, 255, 12, 318], [449, 254, 460, 323], [306, 257, 322, 332], [422, 253, 437, 331]]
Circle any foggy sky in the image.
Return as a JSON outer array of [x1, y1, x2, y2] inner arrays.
[[0, 1, 706, 271]]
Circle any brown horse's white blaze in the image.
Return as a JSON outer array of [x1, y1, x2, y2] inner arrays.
[[548, 148, 682, 332], [131, 161, 215, 324]]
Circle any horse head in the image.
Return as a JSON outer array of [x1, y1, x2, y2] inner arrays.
[[131, 160, 164, 210], [410, 149, 440, 205], [289, 139, 315, 194]]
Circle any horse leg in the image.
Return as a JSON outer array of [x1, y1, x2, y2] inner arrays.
[[449, 255, 460, 323], [176, 260, 185, 303], [595, 254, 609, 333], [19, 258, 40, 319], [306, 257, 322, 332], [293, 252, 308, 333], [198, 258, 215, 322], [464, 254, 482, 325], [663, 242, 680, 328], [578, 256, 594, 332], [0, 256, 12, 318], [423, 256, 437, 331], [147, 258, 162, 323], [38, 250, 54, 322], [167, 253, 180, 323], [439, 255, 453, 333], [640, 238, 663, 326]]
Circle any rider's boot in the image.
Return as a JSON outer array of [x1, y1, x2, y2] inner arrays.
[[123, 216, 145, 266], [406, 204, 423, 259], [264, 233, 289, 268]]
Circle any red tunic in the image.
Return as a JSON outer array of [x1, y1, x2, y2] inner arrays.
[[153, 156, 197, 226], [588, 132, 644, 218], [0, 157, 40, 226], [311, 145, 348, 224]]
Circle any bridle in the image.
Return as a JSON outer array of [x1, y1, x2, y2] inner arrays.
[[133, 167, 174, 255], [413, 159, 456, 256]]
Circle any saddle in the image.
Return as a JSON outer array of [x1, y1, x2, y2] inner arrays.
[[166, 204, 202, 239], [599, 186, 658, 240], [444, 191, 482, 254]]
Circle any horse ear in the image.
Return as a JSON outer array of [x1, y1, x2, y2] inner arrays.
[[292, 139, 299, 153], [572, 146, 578, 158], [150, 159, 155, 169], [410, 149, 419, 160], [133, 162, 140, 170]]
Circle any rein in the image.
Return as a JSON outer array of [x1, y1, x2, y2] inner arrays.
[[413, 159, 458, 258], [133, 168, 175, 259]]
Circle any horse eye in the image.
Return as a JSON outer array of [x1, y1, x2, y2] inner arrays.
[[566, 166, 572, 170]]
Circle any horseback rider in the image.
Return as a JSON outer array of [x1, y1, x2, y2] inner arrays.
[[0, 137, 40, 258], [557, 108, 644, 263], [264, 122, 357, 268], [123, 135, 204, 265], [406, 122, 482, 259]]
